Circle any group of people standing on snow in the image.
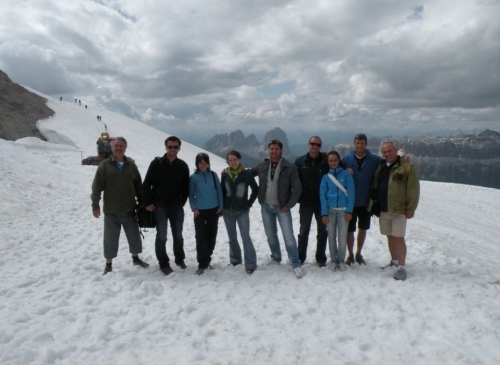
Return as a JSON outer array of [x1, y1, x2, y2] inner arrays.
[[91, 133, 419, 280]]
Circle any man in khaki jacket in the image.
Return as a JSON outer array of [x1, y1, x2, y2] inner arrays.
[[91, 137, 149, 275], [372, 141, 420, 280]]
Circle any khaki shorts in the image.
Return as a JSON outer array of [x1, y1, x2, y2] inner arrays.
[[379, 212, 407, 237]]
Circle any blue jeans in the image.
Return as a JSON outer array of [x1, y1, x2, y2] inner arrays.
[[326, 209, 348, 264], [153, 205, 185, 268], [222, 209, 257, 270], [297, 204, 328, 264], [261, 203, 301, 268]]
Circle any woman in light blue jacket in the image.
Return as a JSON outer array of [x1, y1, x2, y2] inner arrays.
[[320, 151, 355, 271], [189, 153, 224, 275]]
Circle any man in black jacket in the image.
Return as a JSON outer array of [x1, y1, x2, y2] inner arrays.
[[142, 136, 190, 275], [294, 136, 329, 266]]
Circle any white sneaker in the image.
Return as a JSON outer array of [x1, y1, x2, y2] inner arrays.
[[338, 263, 347, 271], [294, 267, 305, 278], [393, 267, 407, 281], [267, 259, 281, 266]]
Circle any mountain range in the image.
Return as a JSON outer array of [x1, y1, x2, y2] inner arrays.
[[204, 128, 500, 189]]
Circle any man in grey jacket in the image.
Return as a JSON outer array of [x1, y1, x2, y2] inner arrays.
[[251, 140, 305, 278]]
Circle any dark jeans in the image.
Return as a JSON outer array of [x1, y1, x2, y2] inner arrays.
[[194, 207, 220, 269], [297, 204, 328, 264], [153, 205, 185, 268]]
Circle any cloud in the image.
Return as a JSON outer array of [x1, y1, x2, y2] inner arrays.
[[141, 108, 175, 121], [1, 0, 499, 144]]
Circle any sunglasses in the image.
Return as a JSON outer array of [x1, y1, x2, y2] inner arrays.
[[309, 142, 322, 147], [167, 145, 180, 150]]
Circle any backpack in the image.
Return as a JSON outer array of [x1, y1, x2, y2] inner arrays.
[[135, 204, 156, 228]]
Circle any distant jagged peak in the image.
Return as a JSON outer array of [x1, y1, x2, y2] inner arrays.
[[478, 129, 500, 139], [203, 126, 294, 159], [260, 127, 289, 146], [247, 133, 259, 146], [259, 127, 293, 157]]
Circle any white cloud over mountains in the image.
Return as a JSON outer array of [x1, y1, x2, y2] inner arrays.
[[1, 0, 499, 143]]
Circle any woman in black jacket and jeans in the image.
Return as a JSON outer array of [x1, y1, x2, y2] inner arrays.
[[221, 151, 259, 274]]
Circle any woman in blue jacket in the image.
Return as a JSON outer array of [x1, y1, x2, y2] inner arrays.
[[189, 153, 224, 275], [320, 151, 355, 271], [221, 150, 259, 274]]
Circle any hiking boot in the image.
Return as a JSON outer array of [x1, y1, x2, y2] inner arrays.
[[294, 267, 305, 278], [345, 256, 355, 266], [246, 268, 255, 274], [177, 262, 187, 270], [133, 257, 150, 268], [393, 267, 407, 281], [338, 263, 347, 271], [161, 265, 173, 276], [103, 265, 112, 275], [195, 268, 205, 275], [317, 261, 327, 268], [355, 255, 366, 265]]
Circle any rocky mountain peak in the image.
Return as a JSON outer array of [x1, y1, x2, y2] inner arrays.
[[203, 126, 294, 162], [0, 69, 53, 141]]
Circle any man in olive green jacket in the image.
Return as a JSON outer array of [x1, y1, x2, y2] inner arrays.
[[372, 141, 420, 281], [91, 137, 149, 275]]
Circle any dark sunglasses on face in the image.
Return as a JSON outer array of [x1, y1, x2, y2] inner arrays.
[[167, 145, 180, 150], [309, 142, 322, 147]]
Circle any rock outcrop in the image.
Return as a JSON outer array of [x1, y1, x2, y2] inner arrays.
[[0, 70, 54, 141]]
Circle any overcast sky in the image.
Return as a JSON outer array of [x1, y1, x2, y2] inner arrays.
[[1, 0, 499, 145]]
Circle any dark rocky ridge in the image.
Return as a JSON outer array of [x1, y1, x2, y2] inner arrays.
[[203, 127, 294, 164], [206, 127, 500, 189], [0, 69, 54, 141], [334, 131, 500, 189]]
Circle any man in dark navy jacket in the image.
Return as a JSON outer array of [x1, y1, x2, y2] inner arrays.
[[342, 133, 383, 266]]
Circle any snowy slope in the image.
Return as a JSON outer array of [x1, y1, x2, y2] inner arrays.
[[0, 94, 499, 365]]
